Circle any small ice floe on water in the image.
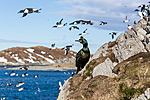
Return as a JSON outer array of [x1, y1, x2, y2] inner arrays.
[[5, 72, 8, 75], [64, 72, 66, 74], [18, 88, 24, 91]]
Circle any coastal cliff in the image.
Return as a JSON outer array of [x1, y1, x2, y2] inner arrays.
[[57, 17, 150, 100]]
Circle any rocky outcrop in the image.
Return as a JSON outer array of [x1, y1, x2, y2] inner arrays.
[[57, 17, 150, 100], [0, 46, 77, 66]]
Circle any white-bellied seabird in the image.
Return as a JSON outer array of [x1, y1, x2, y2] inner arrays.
[[58, 81, 63, 90], [6, 83, 12, 86], [20, 72, 29, 77], [123, 16, 130, 23], [15, 82, 25, 87], [50, 43, 56, 50], [69, 20, 84, 25], [69, 26, 79, 31], [109, 32, 117, 39], [18, 88, 24, 91], [128, 24, 132, 30], [79, 29, 88, 36], [33, 74, 40, 78], [100, 21, 107, 25], [135, 9, 144, 19], [9, 71, 18, 76], [138, 4, 149, 12], [71, 72, 76, 76], [82, 20, 93, 25], [20, 66, 29, 70], [61, 44, 74, 55], [18, 8, 42, 17], [53, 18, 67, 28]]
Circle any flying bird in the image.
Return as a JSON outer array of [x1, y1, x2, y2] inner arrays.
[[75, 36, 90, 74], [100, 21, 107, 25], [6, 83, 12, 86], [61, 44, 74, 55], [18, 88, 24, 91], [71, 72, 76, 76], [15, 82, 25, 87], [9, 71, 18, 76], [138, 4, 149, 12], [20, 66, 29, 70], [79, 29, 88, 36], [50, 43, 56, 50], [69, 26, 79, 31], [123, 16, 130, 23], [109, 32, 117, 39], [53, 18, 67, 28], [69, 20, 84, 25], [33, 74, 40, 78], [82, 20, 93, 25], [135, 9, 144, 19], [18, 8, 41, 17], [20, 72, 29, 77]]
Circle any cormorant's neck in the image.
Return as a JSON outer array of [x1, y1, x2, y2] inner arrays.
[[82, 43, 89, 52], [83, 43, 88, 48]]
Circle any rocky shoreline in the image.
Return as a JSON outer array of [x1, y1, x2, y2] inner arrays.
[[5, 65, 77, 71]]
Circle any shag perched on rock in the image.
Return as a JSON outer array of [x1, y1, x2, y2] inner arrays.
[[75, 36, 90, 74]]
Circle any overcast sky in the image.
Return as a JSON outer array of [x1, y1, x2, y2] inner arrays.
[[0, 0, 148, 54]]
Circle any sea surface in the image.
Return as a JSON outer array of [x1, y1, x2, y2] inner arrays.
[[0, 67, 75, 100]]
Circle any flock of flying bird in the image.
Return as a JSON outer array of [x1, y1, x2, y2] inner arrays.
[[17, 1, 150, 56]]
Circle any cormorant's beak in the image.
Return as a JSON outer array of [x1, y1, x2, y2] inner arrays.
[[75, 40, 80, 42], [75, 40, 82, 43]]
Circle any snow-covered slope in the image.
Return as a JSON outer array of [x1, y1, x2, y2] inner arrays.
[[0, 46, 77, 66]]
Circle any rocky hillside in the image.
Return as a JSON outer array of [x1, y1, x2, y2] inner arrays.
[[57, 17, 150, 100], [0, 46, 77, 66]]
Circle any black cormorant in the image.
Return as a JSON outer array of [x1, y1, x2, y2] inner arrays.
[[75, 36, 90, 74]]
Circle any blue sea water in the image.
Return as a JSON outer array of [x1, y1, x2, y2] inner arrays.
[[0, 67, 75, 100]]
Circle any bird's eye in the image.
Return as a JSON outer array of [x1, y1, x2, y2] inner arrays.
[[80, 40, 82, 43]]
